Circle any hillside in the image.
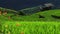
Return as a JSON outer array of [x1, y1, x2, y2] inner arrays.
[[17, 9, 60, 21], [1, 7, 60, 34], [0, 7, 60, 21], [31, 9, 60, 21]]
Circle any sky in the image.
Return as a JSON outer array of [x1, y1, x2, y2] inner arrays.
[[0, 0, 60, 10]]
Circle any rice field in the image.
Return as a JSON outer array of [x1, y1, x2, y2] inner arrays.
[[0, 8, 60, 34], [1, 21, 60, 34]]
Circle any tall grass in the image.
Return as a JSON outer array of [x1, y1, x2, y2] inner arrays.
[[1, 21, 60, 34]]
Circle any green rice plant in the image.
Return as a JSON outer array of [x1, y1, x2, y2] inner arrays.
[[1, 21, 60, 34]]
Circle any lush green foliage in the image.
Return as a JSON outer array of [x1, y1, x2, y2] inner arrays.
[[1, 21, 60, 34], [0, 7, 60, 34], [0, 8, 60, 21], [15, 9, 60, 21]]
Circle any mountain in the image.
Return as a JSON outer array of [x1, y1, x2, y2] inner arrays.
[[0, 0, 60, 10]]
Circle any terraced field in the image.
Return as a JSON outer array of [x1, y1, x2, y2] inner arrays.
[[0, 7, 60, 21], [0, 7, 60, 34], [13, 9, 60, 21]]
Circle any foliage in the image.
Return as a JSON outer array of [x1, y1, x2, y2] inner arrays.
[[1, 21, 60, 34], [0, 7, 60, 34]]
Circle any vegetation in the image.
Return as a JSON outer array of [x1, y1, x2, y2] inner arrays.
[[1, 21, 60, 34], [0, 7, 60, 21], [0, 7, 60, 34]]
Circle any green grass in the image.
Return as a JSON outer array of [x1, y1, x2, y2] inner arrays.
[[0, 7, 60, 34], [0, 7, 60, 21], [14, 9, 60, 21], [1, 21, 60, 34]]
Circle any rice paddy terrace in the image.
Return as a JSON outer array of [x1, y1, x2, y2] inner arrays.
[[0, 7, 60, 21], [0, 7, 60, 34]]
